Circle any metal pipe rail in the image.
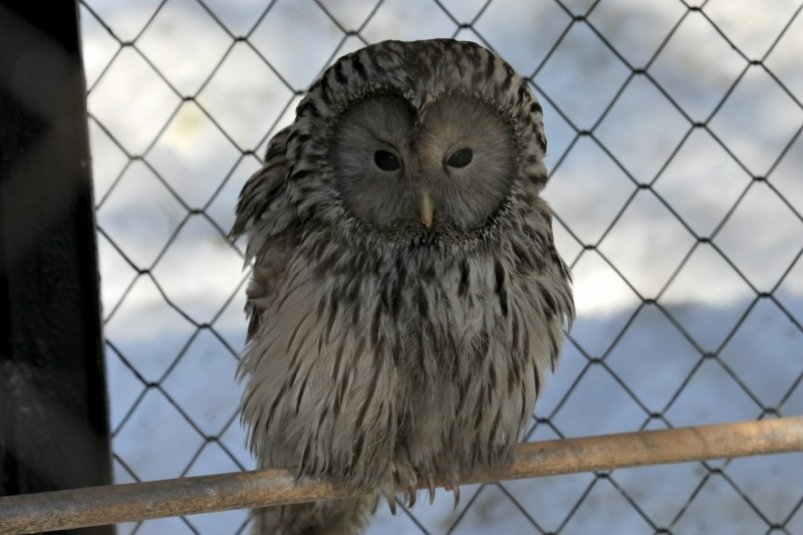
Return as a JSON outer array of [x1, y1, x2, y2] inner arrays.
[[1, 416, 802, 534]]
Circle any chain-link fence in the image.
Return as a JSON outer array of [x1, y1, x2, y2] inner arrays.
[[79, 0, 803, 533]]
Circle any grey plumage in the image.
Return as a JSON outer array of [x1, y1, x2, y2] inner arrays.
[[232, 39, 574, 534]]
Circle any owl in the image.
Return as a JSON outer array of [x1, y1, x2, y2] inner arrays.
[[232, 39, 574, 534]]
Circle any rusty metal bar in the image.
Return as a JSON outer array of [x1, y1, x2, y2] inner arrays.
[[1, 416, 801, 534]]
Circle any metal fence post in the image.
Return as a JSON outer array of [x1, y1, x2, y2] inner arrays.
[[0, 2, 113, 534]]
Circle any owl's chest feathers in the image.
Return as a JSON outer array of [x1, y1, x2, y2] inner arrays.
[[299, 233, 532, 367], [243, 225, 567, 482]]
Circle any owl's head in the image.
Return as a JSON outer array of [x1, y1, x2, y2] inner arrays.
[[285, 39, 548, 245]]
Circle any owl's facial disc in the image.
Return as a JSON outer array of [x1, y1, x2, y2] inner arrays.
[[331, 93, 517, 235]]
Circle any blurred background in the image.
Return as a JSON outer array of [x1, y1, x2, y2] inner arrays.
[[78, 0, 803, 533]]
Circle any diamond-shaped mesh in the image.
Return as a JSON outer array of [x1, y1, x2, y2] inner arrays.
[[79, 1, 803, 533]]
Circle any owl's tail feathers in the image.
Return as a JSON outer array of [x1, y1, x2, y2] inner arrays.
[[252, 496, 377, 535]]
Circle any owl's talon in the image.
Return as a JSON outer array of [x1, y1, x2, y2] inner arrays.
[[426, 475, 436, 505], [385, 491, 397, 515], [451, 483, 461, 509], [406, 486, 417, 507], [390, 458, 418, 508]]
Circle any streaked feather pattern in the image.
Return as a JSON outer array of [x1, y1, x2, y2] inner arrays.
[[233, 39, 573, 535]]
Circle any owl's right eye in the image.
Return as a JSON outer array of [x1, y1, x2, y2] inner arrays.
[[374, 150, 401, 172]]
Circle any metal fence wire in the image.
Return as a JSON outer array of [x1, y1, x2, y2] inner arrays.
[[79, 0, 803, 534]]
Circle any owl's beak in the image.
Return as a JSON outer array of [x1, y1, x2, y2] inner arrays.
[[420, 190, 434, 229]]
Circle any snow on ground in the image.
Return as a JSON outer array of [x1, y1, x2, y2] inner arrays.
[[80, 1, 803, 533]]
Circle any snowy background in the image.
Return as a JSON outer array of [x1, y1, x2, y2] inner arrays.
[[78, 0, 803, 533]]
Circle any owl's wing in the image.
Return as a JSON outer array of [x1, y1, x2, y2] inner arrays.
[[231, 126, 298, 339]]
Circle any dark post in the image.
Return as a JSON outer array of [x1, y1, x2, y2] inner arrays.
[[0, 2, 113, 534]]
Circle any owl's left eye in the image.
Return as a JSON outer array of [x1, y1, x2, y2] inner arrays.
[[446, 148, 473, 168]]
